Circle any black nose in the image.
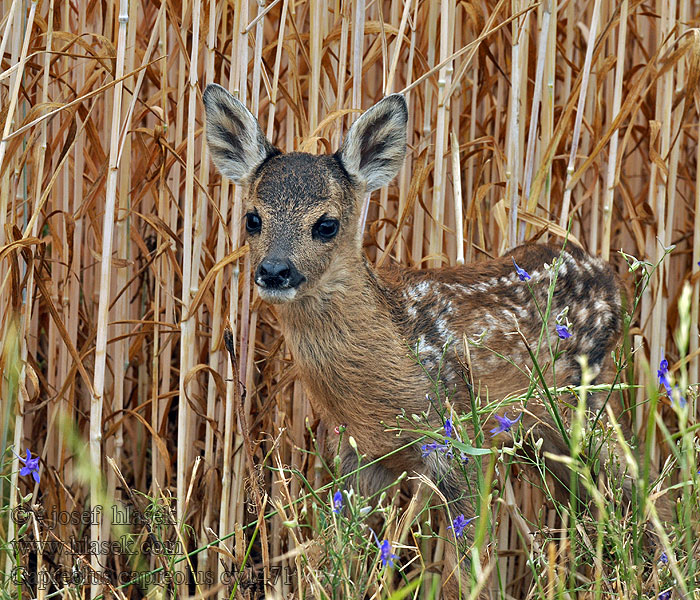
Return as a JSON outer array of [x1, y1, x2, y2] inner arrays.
[[255, 258, 304, 289]]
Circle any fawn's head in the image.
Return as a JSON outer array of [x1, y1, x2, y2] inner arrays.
[[203, 84, 407, 303]]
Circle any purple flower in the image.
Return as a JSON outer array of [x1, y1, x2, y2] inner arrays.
[[15, 448, 40, 483], [657, 352, 673, 395], [512, 257, 531, 281], [556, 324, 572, 339], [332, 490, 343, 514], [659, 552, 668, 564], [444, 418, 454, 438], [421, 442, 452, 458], [489, 413, 522, 437], [657, 353, 687, 407], [658, 591, 671, 600], [448, 514, 474, 538], [658, 352, 669, 377], [377, 539, 398, 568]]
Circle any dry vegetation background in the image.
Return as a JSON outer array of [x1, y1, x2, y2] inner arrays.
[[1, 0, 700, 598]]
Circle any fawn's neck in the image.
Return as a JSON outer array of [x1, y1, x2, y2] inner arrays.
[[275, 256, 424, 439], [277, 256, 393, 363]]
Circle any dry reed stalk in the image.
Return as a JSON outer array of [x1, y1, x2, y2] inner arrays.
[[202, 0, 219, 562], [394, 0, 418, 264], [107, 0, 138, 556], [309, 0, 322, 145], [176, 0, 202, 564], [231, 0, 252, 560], [451, 130, 464, 264], [540, 0, 556, 240], [152, 0, 170, 502], [89, 0, 129, 594], [601, 0, 628, 262], [558, 0, 601, 229], [427, 0, 453, 268], [413, 0, 438, 267], [218, 0, 245, 584], [522, 0, 550, 222], [266, 0, 289, 139], [27, 0, 54, 500], [692, 33, 700, 386], [506, 0, 524, 250]]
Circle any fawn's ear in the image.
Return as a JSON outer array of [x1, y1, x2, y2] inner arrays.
[[336, 94, 408, 192], [203, 83, 279, 185]]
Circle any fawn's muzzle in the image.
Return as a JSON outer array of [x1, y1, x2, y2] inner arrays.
[[255, 258, 305, 290]]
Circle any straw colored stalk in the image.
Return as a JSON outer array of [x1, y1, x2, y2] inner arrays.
[[427, 0, 454, 268], [177, 0, 201, 563], [394, 0, 418, 264], [242, 0, 273, 589], [21, 20, 54, 582], [218, 0, 246, 583], [414, 0, 439, 267], [202, 0, 219, 557], [559, 0, 601, 229], [647, 0, 676, 447], [522, 0, 550, 203], [266, 0, 289, 139], [151, 0, 170, 514], [691, 31, 700, 386], [90, 0, 128, 594], [0, 0, 35, 216], [601, 0, 628, 262], [107, 0, 137, 539], [1, 6, 34, 573]]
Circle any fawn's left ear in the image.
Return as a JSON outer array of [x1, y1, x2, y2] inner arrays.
[[336, 94, 408, 192], [202, 83, 279, 185]]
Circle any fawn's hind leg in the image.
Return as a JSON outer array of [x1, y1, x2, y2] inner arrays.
[[339, 440, 403, 498]]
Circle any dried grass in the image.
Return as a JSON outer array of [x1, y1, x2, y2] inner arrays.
[[1, 0, 699, 598]]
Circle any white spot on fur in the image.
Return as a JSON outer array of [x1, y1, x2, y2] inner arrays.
[[408, 280, 431, 301]]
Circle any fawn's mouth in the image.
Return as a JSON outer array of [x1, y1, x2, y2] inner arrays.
[[256, 285, 300, 303]]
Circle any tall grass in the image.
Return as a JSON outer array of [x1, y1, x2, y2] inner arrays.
[[1, 1, 699, 598]]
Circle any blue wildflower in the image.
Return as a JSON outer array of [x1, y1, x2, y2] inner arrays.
[[448, 514, 474, 538], [421, 442, 452, 458], [489, 413, 522, 437], [657, 352, 673, 395], [332, 490, 343, 514], [658, 351, 669, 377], [377, 539, 398, 568], [444, 418, 454, 438], [658, 590, 671, 600], [556, 324, 572, 339], [659, 552, 668, 564], [15, 448, 40, 483], [657, 353, 687, 407], [512, 257, 531, 281]]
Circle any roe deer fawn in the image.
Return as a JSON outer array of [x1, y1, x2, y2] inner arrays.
[[203, 85, 650, 597]]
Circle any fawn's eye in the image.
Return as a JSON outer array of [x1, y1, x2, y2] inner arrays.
[[313, 217, 339, 241], [245, 212, 262, 234]]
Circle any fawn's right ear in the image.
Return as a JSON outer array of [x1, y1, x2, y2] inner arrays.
[[203, 84, 279, 185]]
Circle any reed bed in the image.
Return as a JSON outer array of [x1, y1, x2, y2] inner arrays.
[[1, 0, 699, 598]]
